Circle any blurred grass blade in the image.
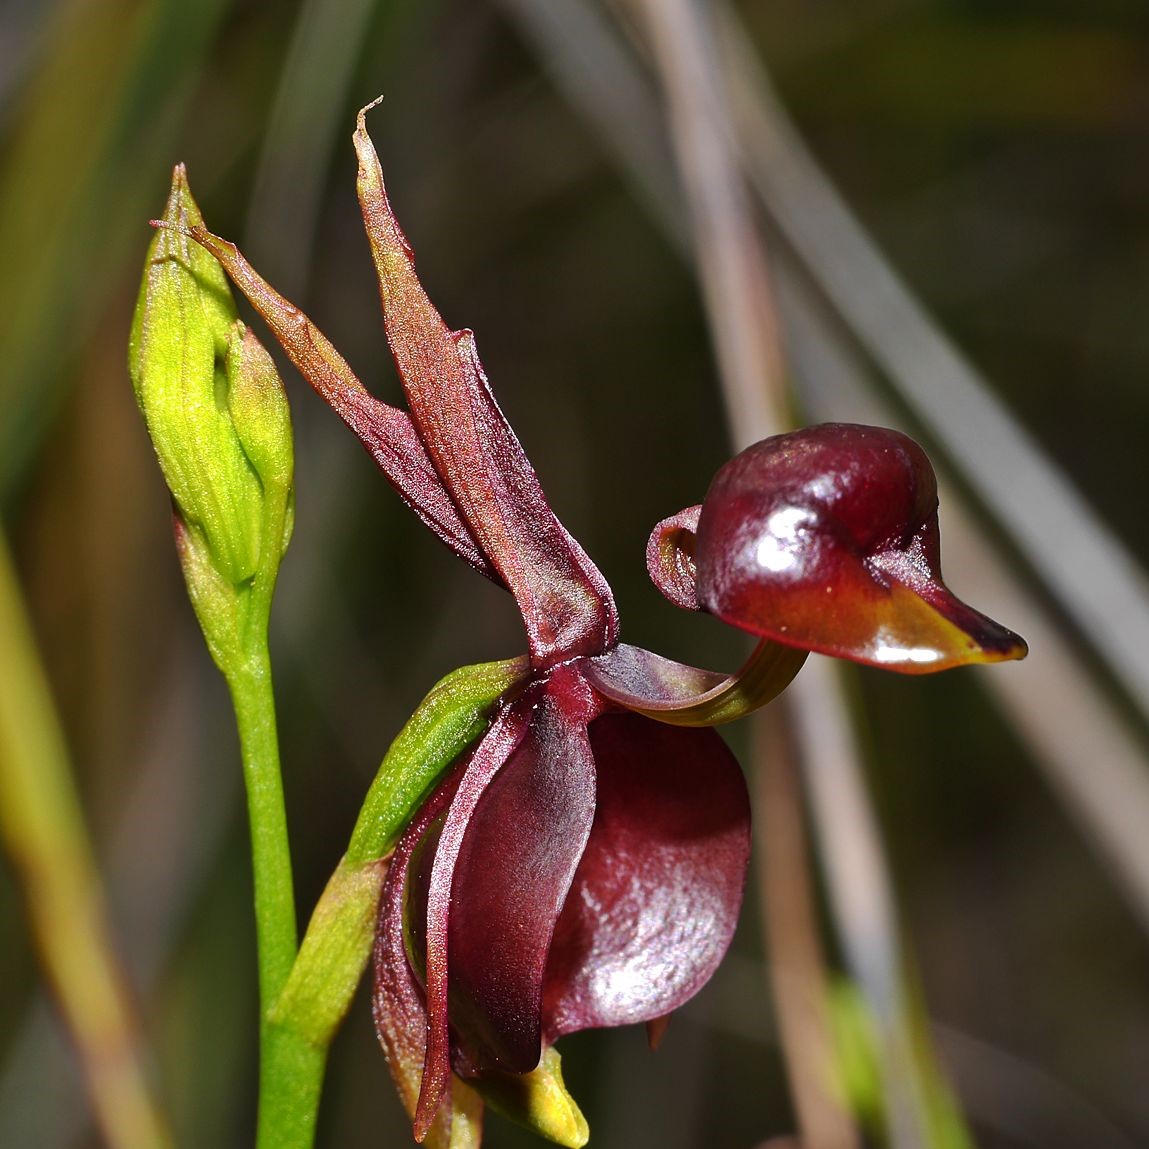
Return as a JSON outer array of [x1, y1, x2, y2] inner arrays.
[[244, 0, 378, 293], [754, 708, 862, 1148], [717, 8, 1149, 727], [934, 1023, 1143, 1149], [0, 0, 38, 118], [617, 1, 955, 1143], [788, 658, 940, 1146], [0, 0, 230, 501], [0, 637, 237, 1148], [494, 0, 686, 241], [0, 527, 173, 1149], [623, 0, 787, 447]]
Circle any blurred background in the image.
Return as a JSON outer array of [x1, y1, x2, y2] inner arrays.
[[2, 0, 1149, 1146]]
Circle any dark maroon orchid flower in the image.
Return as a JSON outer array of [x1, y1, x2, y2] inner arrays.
[[183, 104, 1025, 1147], [376, 666, 750, 1147]]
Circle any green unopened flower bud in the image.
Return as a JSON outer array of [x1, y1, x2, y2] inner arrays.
[[131, 166, 293, 668]]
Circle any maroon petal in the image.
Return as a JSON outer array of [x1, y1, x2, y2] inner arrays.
[[694, 424, 1027, 672], [184, 226, 498, 582], [373, 775, 483, 1147], [412, 697, 536, 1136], [646, 505, 702, 611], [581, 641, 806, 726], [442, 674, 599, 1074], [354, 108, 618, 666], [542, 714, 750, 1039]]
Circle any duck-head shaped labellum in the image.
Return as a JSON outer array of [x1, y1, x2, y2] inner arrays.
[[648, 423, 1027, 672]]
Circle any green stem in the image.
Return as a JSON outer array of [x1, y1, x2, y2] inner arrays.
[[0, 528, 174, 1149], [258, 1023, 328, 1149], [346, 656, 527, 864], [228, 649, 298, 1011], [225, 643, 311, 1148], [250, 657, 528, 1147]]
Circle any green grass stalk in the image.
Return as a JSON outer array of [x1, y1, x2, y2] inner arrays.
[[0, 527, 173, 1149]]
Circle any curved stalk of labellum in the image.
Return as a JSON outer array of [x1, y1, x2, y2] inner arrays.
[[581, 640, 806, 726]]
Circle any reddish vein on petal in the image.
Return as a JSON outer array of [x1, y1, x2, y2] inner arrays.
[[353, 105, 618, 666], [184, 224, 498, 581]]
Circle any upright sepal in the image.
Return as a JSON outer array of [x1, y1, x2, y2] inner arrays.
[[183, 224, 497, 582], [354, 104, 618, 667]]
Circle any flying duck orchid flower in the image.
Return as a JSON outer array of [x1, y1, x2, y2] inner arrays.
[[176, 104, 1025, 1147]]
